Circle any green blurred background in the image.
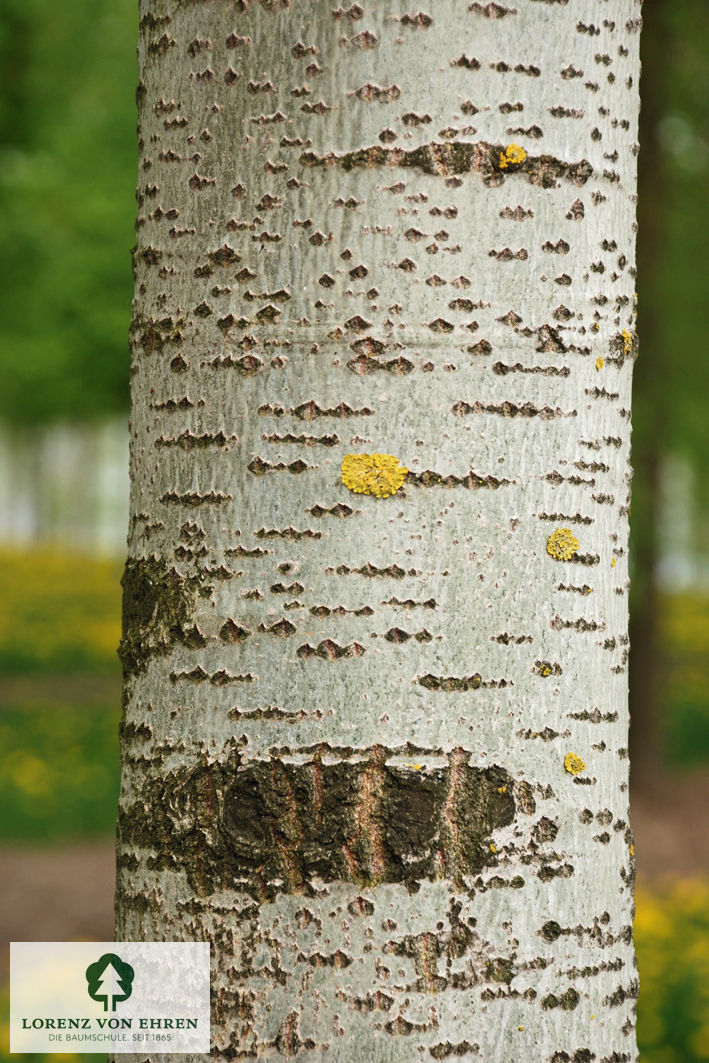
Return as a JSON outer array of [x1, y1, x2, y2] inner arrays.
[[0, 1, 708, 1060]]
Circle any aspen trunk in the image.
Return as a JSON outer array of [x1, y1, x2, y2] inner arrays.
[[117, 2, 641, 1059]]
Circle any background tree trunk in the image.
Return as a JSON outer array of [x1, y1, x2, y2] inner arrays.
[[628, 0, 667, 783], [117, 2, 641, 1059]]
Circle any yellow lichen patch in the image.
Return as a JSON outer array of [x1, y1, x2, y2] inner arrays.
[[611, 557, 617, 568], [539, 663, 551, 677], [547, 527, 579, 561], [564, 751, 586, 776], [489, 843, 497, 853], [622, 328, 633, 356], [499, 143, 527, 169], [595, 356, 604, 371], [341, 453, 408, 498], [497, 785, 507, 794], [629, 844, 635, 856]]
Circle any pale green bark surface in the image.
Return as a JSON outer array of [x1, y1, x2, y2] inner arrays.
[[117, 1, 641, 1058]]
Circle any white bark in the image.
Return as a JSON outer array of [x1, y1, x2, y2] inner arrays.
[[117, 1, 641, 1059]]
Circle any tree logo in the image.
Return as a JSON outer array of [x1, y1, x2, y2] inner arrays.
[[85, 953, 134, 1012]]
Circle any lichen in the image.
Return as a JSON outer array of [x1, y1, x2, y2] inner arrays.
[[499, 143, 527, 169], [547, 528, 580, 561], [564, 752, 586, 776], [595, 356, 604, 370], [341, 453, 408, 497], [621, 328, 633, 356]]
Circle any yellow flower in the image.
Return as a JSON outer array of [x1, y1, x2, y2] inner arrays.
[[341, 453, 408, 498], [564, 751, 585, 776], [499, 143, 527, 169], [547, 528, 579, 561]]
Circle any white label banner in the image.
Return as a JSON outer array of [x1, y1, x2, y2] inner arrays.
[[10, 942, 210, 1054]]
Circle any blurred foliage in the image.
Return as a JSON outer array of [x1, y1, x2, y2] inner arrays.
[[635, 0, 709, 469], [0, 700, 120, 841], [636, 878, 709, 1062], [0, 0, 136, 422], [0, 549, 121, 674], [660, 594, 709, 767]]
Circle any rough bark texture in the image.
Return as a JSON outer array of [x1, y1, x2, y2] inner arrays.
[[117, 2, 641, 1059]]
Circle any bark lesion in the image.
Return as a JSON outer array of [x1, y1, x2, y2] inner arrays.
[[118, 556, 198, 677], [117, 749, 518, 901]]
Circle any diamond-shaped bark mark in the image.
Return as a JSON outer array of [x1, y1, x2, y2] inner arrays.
[[256, 304, 281, 322], [428, 318, 455, 333], [208, 243, 241, 266], [449, 298, 475, 312], [344, 30, 378, 49], [468, 339, 493, 356], [270, 582, 305, 595], [349, 264, 369, 279], [356, 562, 407, 578], [217, 314, 235, 333], [220, 619, 251, 643], [308, 503, 355, 518], [384, 627, 411, 643], [452, 54, 481, 70], [401, 112, 432, 126], [385, 356, 415, 374], [397, 258, 416, 271], [234, 355, 263, 375], [489, 247, 528, 261], [354, 83, 401, 102], [470, 1, 517, 16], [319, 273, 336, 287], [347, 355, 381, 375], [344, 315, 372, 332], [224, 68, 241, 85], [418, 673, 483, 691], [181, 624, 207, 648], [297, 639, 366, 660], [536, 324, 568, 353], [259, 619, 297, 637], [293, 400, 319, 421], [400, 11, 433, 26], [351, 336, 387, 356], [235, 267, 257, 282], [347, 354, 414, 375], [301, 100, 332, 115], [247, 457, 312, 475], [404, 228, 427, 242]]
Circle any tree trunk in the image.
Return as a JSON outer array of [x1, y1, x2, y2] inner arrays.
[[117, 2, 641, 1059]]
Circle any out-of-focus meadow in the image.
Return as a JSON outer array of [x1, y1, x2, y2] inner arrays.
[[0, 1, 708, 1061]]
